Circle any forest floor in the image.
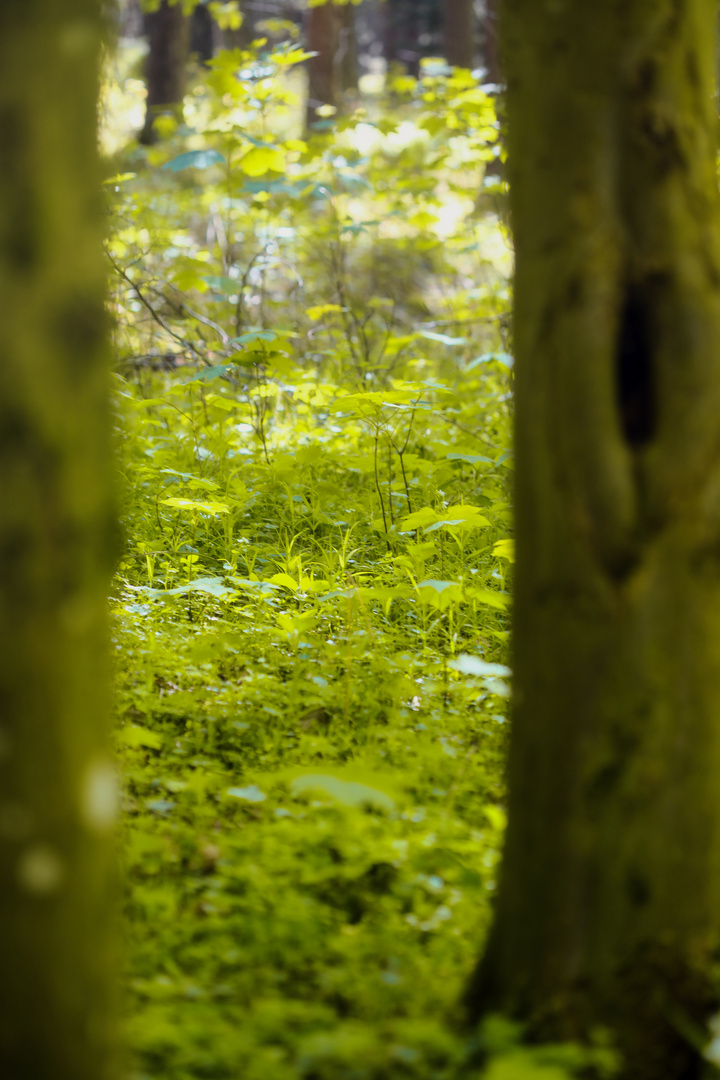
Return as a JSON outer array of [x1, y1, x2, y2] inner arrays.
[[108, 39, 523, 1080]]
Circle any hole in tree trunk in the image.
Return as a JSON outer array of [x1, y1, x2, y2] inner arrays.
[[615, 284, 657, 448]]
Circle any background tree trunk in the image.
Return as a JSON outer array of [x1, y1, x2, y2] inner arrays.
[[306, 1, 339, 128], [220, 0, 255, 50], [482, 0, 499, 85], [382, 0, 443, 78], [338, 3, 359, 98], [444, 0, 475, 70], [466, 2, 720, 1077], [0, 2, 117, 1078], [383, 0, 420, 77], [140, 0, 189, 145], [190, 2, 216, 64]]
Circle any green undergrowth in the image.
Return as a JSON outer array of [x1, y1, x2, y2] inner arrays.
[[113, 332, 514, 1080], [108, 34, 610, 1080]]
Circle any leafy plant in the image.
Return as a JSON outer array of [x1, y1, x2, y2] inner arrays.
[[104, 32, 543, 1080]]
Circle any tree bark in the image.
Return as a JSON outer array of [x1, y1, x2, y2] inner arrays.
[[444, 0, 475, 71], [0, 3, 117, 1078], [383, 0, 422, 77], [190, 2, 215, 64], [338, 2, 359, 97], [220, 0, 254, 50], [466, 2, 720, 1077], [306, 1, 339, 128], [140, 0, 189, 145], [482, 0, 499, 85]]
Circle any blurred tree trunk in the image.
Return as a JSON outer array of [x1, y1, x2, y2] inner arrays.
[[482, 0, 499, 85], [338, 3, 359, 96], [444, 0, 474, 70], [383, 0, 442, 77], [190, 2, 215, 63], [382, 0, 419, 76], [140, 0, 189, 144], [221, 0, 255, 49], [466, 2, 720, 1078], [306, 1, 339, 128], [0, 2, 117, 1079]]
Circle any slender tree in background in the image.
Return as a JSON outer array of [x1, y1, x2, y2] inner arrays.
[[190, 2, 216, 63], [306, 0, 339, 127], [140, 0, 189, 144], [382, 0, 443, 77], [382, 0, 421, 77], [482, 0, 499, 85], [444, 0, 474, 70], [220, 0, 255, 50], [0, 2, 117, 1078], [466, 2, 720, 1077], [337, 2, 359, 99]]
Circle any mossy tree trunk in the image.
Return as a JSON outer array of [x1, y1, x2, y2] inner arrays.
[[0, 3, 117, 1078], [466, 2, 720, 1077], [140, 0, 189, 144], [444, 0, 475, 71]]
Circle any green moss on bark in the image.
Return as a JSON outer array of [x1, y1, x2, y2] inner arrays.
[[0, 4, 117, 1078], [467, 2, 720, 1076]]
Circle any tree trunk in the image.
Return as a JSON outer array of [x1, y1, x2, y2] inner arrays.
[[338, 2, 359, 97], [482, 0, 499, 86], [466, 2, 720, 1077], [306, 1, 339, 129], [220, 0, 254, 50], [0, 2, 117, 1079], [190, 2, 215, 64], [444, 0, 475, 71], [140, 0, 189, 145], [383, 0, 422, 77]]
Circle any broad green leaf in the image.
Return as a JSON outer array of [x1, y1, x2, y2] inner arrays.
[[162, 149, 226, 172], [416, 580, 462, 609], [449, 654, 511, 678], [202, 274, 242, 294], [162, 498, 230, 515], [118, 725, 163, 750], [230, 330, 278, 344], [208, 1, 243, 30], [416, 579, 457, 594], [493, 539, 515, 561], [142, 577, 236, 598], [464, 351, 514, 372], [291, 774, 395, 813], [446, 453, 495, 465], [485, 805, 507, 831], [419, 330, 468, 346], [160, 470, 218, 490], [227, 785, 266, 802], [425, 513, 490, 533], [239, 146, 286, 176], [306, 303, 344, 320], [468, 587, 509, 611], [484, 677, 511, 697], [398, 507, 437, 532], [270, 573, 298, 591], [183, 363, 236, 384]]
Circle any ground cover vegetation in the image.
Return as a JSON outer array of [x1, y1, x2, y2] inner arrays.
[[104, 33, 550, 1080], [5, 1, 720, 1077], [104, 9, 720, 1076]]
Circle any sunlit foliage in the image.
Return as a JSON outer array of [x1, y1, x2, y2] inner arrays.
[[105, 38, 602, 1080]]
